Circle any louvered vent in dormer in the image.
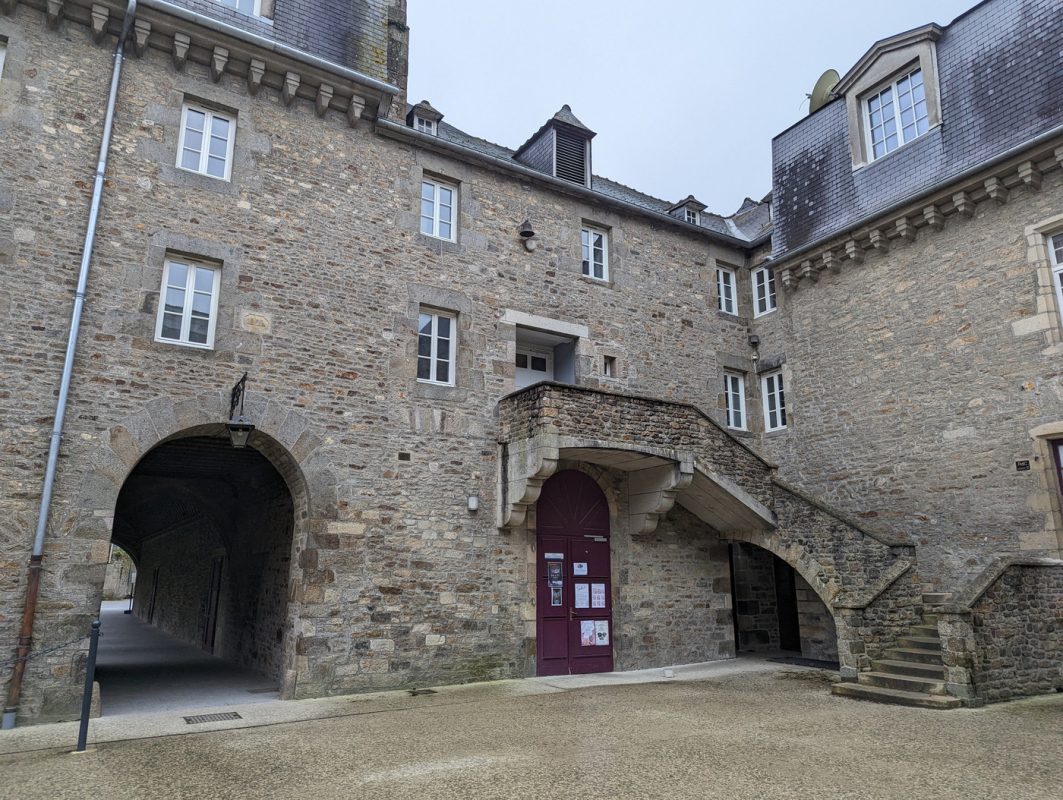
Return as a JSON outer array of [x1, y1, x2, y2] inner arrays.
[[514, 105, 596, 189], [554, 128, 587, 185]]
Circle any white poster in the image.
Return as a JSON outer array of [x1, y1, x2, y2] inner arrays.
[[580, 620, 596, 646], [574, 583, 590, 608], [573, 562, 588, 576], [594, 620, 610, 646], [591, 583, 606, 609]]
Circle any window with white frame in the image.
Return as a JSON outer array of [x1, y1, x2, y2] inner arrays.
[[865, 67, 929, 160], [684, 208, 700, 225], [716, 266, 736, 314], [178, 104, 236, 180], [762, 371, 787, 431], [155, 257, 221, 349], [724, 372, 746, 430], [581, 226, 609, 281], [214, 0, 263, 17], [753, 266, 777, 316], [417, 310, 456, 386], [414, 115, 437, 135], [1050, 233, 1063, 328], [0, 41, 6, 79], [420, 178, 456, 241]]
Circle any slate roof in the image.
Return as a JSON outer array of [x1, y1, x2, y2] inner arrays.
[[410, 106, 770, 244]]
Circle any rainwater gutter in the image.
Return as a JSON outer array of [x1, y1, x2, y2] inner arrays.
[[2, 0, 139, 731]]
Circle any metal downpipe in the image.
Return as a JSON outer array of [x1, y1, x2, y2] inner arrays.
[[1, 0, 138, 730]]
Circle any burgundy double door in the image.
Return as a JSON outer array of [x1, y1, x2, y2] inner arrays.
[[536, 470, 614, 676]]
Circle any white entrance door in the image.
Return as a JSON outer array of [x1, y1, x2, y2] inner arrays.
[[516, 346, 553, 389]]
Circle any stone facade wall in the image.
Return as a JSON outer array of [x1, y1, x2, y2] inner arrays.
[[757, 175, 1063, 588], [101, 547, 135, 601], [795, 574, 837, 662], [730, 543, 780, 651], [969, 564, 1063, 703]]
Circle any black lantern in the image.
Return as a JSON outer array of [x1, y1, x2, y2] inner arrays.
[[226, 372, 255, 448]]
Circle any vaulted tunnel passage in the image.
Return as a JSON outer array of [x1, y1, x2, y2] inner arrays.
[[99, 433, 298, 713]]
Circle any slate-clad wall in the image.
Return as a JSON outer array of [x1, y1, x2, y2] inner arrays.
[[772, 0, 1063, 256]]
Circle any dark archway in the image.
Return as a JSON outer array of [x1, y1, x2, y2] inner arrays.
[[99, 432, 298, 712]]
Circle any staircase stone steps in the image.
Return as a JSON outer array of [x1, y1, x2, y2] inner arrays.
[[858, 671, 946, 693], [831, 682, 962, 709], [882, 647, 945, 664], [871, 659, 946, 678], [911, 625, 939, 638], [897, 635, 943, 650], [922, 613, 940, 625]]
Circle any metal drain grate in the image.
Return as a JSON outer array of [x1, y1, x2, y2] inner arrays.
[[183, 712, 243, 725]]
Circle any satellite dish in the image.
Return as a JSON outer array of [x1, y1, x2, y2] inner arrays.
[[808, 69, 840, 114]]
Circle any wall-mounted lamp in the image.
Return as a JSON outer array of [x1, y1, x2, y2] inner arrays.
[[467, 494, 480, 513], [518, 219, 537, 252], [226, 372, 256, 448], [748, 334, 761, 373]]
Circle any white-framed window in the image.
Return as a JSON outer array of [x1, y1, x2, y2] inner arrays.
[[0, 41, 7, 79], [762, 371, 787, 432], [515, 345, 553, 389], [155, 257, 221, 349], [602, 355, 617, 378], [414, 115, 437, 135], [420, 178, 456, 241], [716, 266, 737, 314], [1050, 233, 1063, 329], [753, 266, 777, 317], [215, 0, 263, 17], [865, 67, 929, 160], [177, 104, 236, 180], [581, 226, 609, 281], [724, 372, 746, 430], [417, 310, 456, 386], [684, 208, 700, 225]]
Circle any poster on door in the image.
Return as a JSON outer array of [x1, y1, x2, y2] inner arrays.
[[591, 583, 606, 608], [595, 620, 610, 646], [580, 620, 596, 646], [574, 583, 590, 608]]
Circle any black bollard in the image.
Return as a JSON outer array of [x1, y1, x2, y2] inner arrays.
[[75, 619, 101, 752]]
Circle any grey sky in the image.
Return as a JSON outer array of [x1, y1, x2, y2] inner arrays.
[[407, 0, 978, 217]]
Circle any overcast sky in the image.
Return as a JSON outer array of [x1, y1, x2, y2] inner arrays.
[[407, 0, 977, 216]]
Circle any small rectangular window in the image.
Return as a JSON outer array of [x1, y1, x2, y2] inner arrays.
[[716, 267, 736, 315], [762, 371, 787, 431], [178, 104, 236, 180], [414, 116, 437, 135], [155, 258, 221, 349], [417, 310, 456, 386], [214, 0, 263, 17], [420, 178, 457, 241], [865, 67, 928, 160], [602, 356, 616, 378], [1050, 233, 1063, 330], [752, 266, 777, 317], [684, 208, 700, 225], [581, 226, 609, 281], [0, 42, 6, 79], [724, 372, 746, 430]]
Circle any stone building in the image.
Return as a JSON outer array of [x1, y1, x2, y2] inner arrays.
[[0, 0, 1059, 725]]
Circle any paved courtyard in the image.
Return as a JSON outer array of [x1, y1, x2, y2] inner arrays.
[[0, 665, 1059, 800]]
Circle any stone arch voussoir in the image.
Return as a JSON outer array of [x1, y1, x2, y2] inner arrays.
[[727, 529, 839, 613]]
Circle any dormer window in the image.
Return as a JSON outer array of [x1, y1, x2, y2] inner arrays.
[[668, 195, 707, 226], [514, 105, 595, 188], [865, 67, 928, 160], [414, 116, 437, 136], [684, 208, 700, 225]]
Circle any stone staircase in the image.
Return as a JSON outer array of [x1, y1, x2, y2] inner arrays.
[[831, 600, 962, 709]]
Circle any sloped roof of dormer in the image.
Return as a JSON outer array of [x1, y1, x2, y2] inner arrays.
[[514, 104, 596, 159], [668, 195, 707, 213], [406, 99, 444, 126]]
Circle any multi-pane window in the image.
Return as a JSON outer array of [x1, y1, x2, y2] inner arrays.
[[581, 226, 608, 281], [724, 372, 746, 430], [753, 266, 777, 316], [414, 116, 437, 135], [178, 104, 235, 180], [155, 258, 221, 348], [716, 267, 736, 314], [420, 179, 456, 241], [865, 67, 929, 160], [417, 310, 455, 386], [762, 371, 787, 431], [215, 0, 261, 16], [1050, 233, 1063, 329], [684, 208, 700, 225]]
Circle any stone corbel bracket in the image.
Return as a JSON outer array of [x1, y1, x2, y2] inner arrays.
[[132, 19, 151, 57], [628, 461, 694, 535], [499, 435, 560, 529], [90, 4, 109, 41], [210, 46, 229, 83], [46, 0, 64, 28], [1, 0, 17, 19]]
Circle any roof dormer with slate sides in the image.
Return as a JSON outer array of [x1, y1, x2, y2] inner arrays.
[[514, 105, 596, 188]]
